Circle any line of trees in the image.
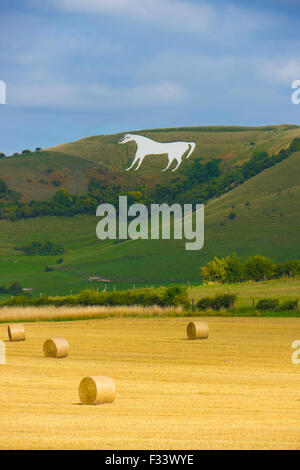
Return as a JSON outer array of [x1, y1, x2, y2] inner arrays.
[[0, 285, 189, 307], [15, 241, 65, 256], [201, 254, 300, 283], [0, 281, 23, 295]]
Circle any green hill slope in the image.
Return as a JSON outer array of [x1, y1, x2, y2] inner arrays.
[[1, 124, 300, 201], [49, 125, 300, 172], [1, 125, 300, 295], [0, 150, 300, 294]]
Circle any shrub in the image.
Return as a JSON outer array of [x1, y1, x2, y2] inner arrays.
[[161, 285, 189, 307], [210, 293, 237, 310], [197, 296, 212, 310], [279, 299, 298, 311], [244, 255, 275, 281], [256, 298, 279, 310], [16, 241, 65, 256], [0, 179, 8, 193], [8, 281, 23, 294], [44, 265, 54, 272], [197, 293, 237, 311], [60, 286, 188, 308]]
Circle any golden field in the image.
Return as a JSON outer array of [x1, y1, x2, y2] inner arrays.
[[0, 316, 299, 450]]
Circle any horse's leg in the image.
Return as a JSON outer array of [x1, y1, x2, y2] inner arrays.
[[171, 156, 182, 172], [162, 155, 173, 171], [134, 154, 145, 170], [126, 151, 141, 171]]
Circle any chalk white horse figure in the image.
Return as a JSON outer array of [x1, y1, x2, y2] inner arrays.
[[119, 134, 196, 172]]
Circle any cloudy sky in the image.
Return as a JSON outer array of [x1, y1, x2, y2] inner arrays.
[[0, 0, 300, 154]]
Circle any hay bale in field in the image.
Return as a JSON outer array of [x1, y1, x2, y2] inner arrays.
[[79, 376, 116, 405], [187, 321, 209, 340], [8, 324, 25, 342], [43, 338, 69, 358]]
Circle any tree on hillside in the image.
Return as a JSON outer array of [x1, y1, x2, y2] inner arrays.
[[0, 179, 8, 193], [276, 260, 300, 278], [289, 138, 300, 153], [8, 281, 23, 294], [224, 253, 244, 283], [201, 256, 229, 283], [201, 253, 243, 283], [52, 189, 73, 211], [244, 255, 275, 281]]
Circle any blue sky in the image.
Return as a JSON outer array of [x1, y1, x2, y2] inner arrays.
[[0, 0, 300, 154]]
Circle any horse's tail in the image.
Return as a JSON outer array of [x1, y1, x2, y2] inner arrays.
[[186, 142, 196, 159]]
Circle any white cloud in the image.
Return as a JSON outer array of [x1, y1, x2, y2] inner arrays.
[[262, 58, 300, 84], [31, 0, 274, 40], [41, 0, 216, 33], [9, 80, 187, 110]]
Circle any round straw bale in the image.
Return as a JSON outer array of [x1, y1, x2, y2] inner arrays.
[[79, 376, 116, 405], [8, 324, 25, 342], [187, 321, 209, 340], [43, 338, 69, 358]]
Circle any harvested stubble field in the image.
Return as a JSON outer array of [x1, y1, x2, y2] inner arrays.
[[0, 316, 299, 450]]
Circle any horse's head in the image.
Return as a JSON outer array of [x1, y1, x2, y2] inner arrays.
[[118, 134, 135, 145]]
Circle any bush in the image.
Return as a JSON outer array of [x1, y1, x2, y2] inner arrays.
[[244, 255, 275, 281], [196, 296, 212, 310], [16, 241, 65, 256], [210, 293, 237, 310], [44, 265, 54, 272], [43, 286, 188, 308], [161, 285, 189, 307], [256, 298, 279, 310], [197, 293, 237, 311], [8, 281, 23, 294], [279, 299, 298, 311]]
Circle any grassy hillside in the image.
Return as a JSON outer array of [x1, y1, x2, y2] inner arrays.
[[0, 126, 300, 294], [49, 124, 300, 171], [0, 150, 300, 294], [1, 124, 300, 201]]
